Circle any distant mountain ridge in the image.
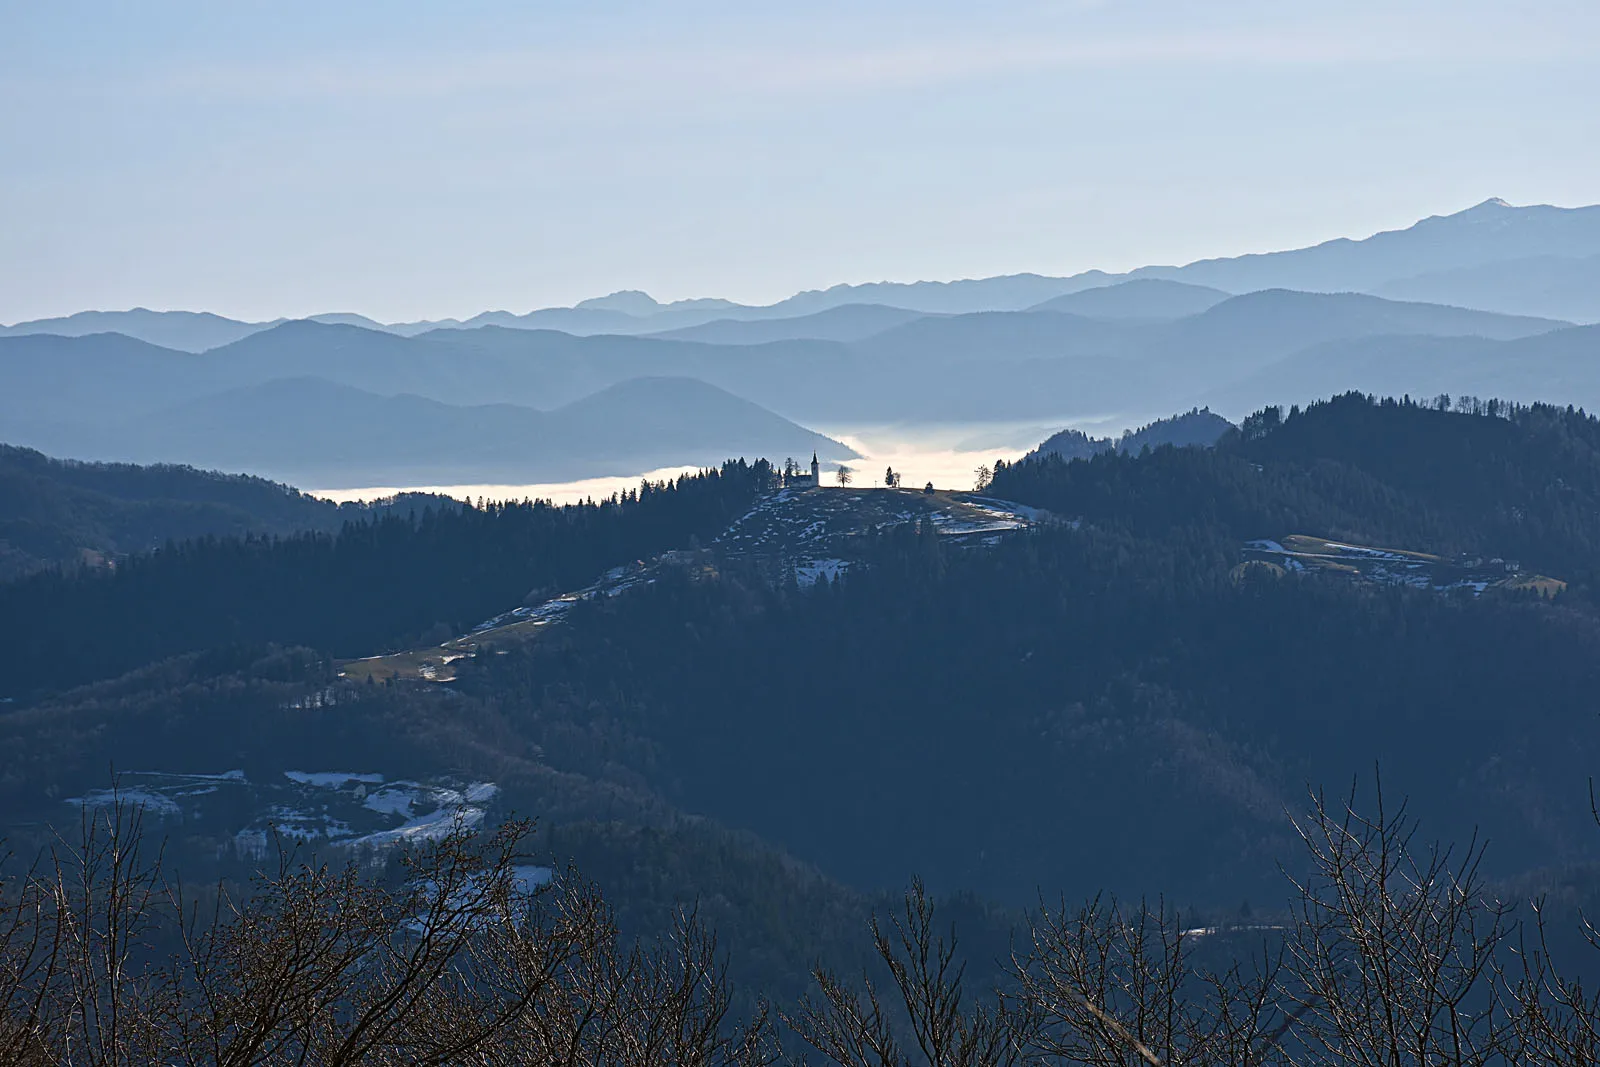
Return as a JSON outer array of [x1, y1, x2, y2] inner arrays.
[[1134, 198, 1600, 297], [642, 304, 930, 344], [1374, 253, 1600, 323], [1027, 279, 1230, 320], [0, 309, 270, 352], [1, 290, 1576, 460], [5, 373, 856, 488], [7, 198, 1597, 352], [4, 197, 1596, 489], [1206, 323, 1600, 416]]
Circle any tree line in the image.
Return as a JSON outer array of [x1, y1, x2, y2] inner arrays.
[[991, 392, 1600, 582], [0, 460, 774, 698], [7, 782, 1600, 1065], [0, 443, 419, 581]]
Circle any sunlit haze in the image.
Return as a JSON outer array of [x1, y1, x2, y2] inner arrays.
[[307, 419, 1096, 502]]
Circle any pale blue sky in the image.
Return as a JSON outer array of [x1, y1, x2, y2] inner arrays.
[[3, 1, 1598, 323]]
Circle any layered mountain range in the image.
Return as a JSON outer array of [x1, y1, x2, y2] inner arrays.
[[3, 197, 1598, 486], [0, 349, 853, 488], [6, 197, 1598, 352]]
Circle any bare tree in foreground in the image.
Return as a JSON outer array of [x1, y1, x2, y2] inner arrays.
[[786, 879, 1024, 1067], [12, 779, 1600, 1066], [793, 780, 1595, 1067], [1013, 896, 1285, 1067], [0, 802, 167, 1066], [1281, 784, 1513, 1067], [0, 794, 773, 1067]]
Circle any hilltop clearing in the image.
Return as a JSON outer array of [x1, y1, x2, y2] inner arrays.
[[346, 486, 1052, 683], [1239, 534, 1565, 596]]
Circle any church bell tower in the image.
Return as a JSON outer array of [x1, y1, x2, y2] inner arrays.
[[811, 453, 820, 487]]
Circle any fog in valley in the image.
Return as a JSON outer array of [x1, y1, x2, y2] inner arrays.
[[307, 416, 1150, 503]]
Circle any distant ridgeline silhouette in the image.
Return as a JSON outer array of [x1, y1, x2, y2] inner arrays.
[[4, 197, 1598, 353], [2, 288, 1584, 456], [1029, 408, 1236, 461], [0, 362, 856, 488]]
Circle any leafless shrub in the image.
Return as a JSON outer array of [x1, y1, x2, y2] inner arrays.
[[1280, 783, 1514, 1067], [19, 776, 1600, 1067], [0, 793, 768, 1066], [1498, 782, 1600, 1064], [791, 781, 1550, 1067], [1012, 895, 1286, 1067], [785, 878, 1024, 1067], [151, 817, 558, 1066], [0, 796, 165, 1066], [469, 878, 776, 1067], [1499, 899, 1600, 1065]]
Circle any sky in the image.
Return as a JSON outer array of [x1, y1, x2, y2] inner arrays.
[[3, 1, 1599, 324]]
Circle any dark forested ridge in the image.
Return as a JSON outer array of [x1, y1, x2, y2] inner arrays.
[[1030, 407, 1235, 461], [0, 444, 442, 580], [998, 392, 1600, 580], [444, 390, 1600, 905], [9, 395, 1600, 1007], [0, 459, 773, 696], [453, 518, 1600, 905]]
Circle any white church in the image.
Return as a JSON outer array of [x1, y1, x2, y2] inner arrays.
[[785, 453, 823, 489]]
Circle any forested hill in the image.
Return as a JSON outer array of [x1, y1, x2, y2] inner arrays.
[[426, 395, 1600, 908], [994, 392, 1600, 581], [0, 459, 773, 696], [1030, 407, 1234, 461], [0, 445, 431, 580]]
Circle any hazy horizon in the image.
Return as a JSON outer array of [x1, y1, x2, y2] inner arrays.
[[0, 193, 1591, 328], [6, 2, 1599, 323]]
